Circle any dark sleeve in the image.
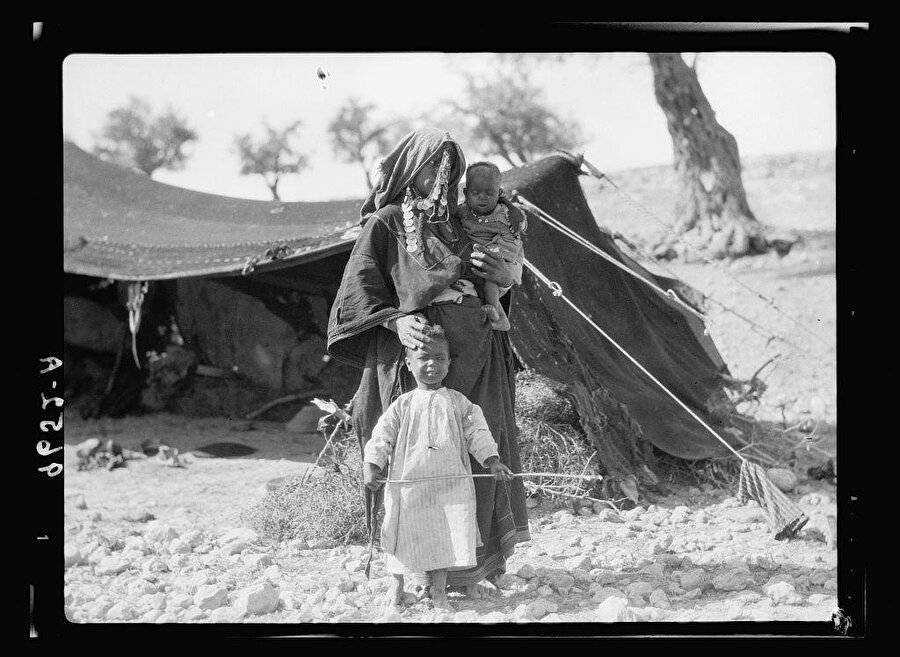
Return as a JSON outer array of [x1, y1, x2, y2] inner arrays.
[[326, 216, 406, 368]]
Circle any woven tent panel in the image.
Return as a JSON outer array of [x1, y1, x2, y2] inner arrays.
[[63, 142, 361, 279]]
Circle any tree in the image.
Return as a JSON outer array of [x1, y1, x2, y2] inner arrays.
[[327, 98, 411, 191], [233, 120, 309, 201], [445, 57, 583, 168], [92, 96, 198, 178], [648, 53, 769, 260]]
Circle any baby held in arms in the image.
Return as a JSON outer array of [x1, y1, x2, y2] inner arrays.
[[458, 161, 527, 331], [363, 324, 515, 611]]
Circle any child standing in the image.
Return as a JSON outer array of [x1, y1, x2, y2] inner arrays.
[[363, 324, 515, 611], [457, 161, 527, 331]]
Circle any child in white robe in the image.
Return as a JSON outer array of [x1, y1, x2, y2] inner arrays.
[[363, 324, 514, 611]]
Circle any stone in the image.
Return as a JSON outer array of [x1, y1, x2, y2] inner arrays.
[[808, 594, 835, 606], [183, 607, 206, 621], [343, 559, 364, 573], [64, 545, 84, 568], [594, 596, 634, 622], [765, 581, 803, 605], [174, 571, 214, 595], [765, 468, 797, 493], [592, 587, 627, 604], [649, 589, 671, 609], [537, 585, 554, 597], [596, 509, 624, 523], [495, 573, 525, 590], [106, 602, 135, 621], [626, 582, 654, 600], [209, 607, 246, 623], [525, 497, 540, 509], [194, 585, 229, 610], [142, 609, 163, 622], [527, 598, 557, 619], [578, 506, 594, 516], [565, 555, 592, 571], [234, 581, 280, 616], [168, 538, 193, 555], [680, 588, 702, 600], [693, 510, 710, 524], [127, 579, 157, 597], [648, 536, 673, 554], [546, 571, 576, 595], [639, 563, 666, 578], [712, 567, 751, 592], [146, 523, 180, 543], [678, 569, 709, 591], [94, 556, 131, 577], [243, 553, 274, 570], [516, 564, 537, 580], [169, 592, 195, 609]]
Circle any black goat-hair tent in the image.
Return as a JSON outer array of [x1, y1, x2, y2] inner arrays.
[[64, 141, 742, 482]]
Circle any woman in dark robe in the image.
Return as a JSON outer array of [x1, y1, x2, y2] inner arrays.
[[326, 127, 530, 593]]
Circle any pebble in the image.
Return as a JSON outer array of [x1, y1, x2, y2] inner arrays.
[[565, 555, 592, 571], [74, 495, 88, 510], [649, 589, 671, 609], [678, 569, 709, 591], [65, 545, 84, 568], [596, 509, 624, 523], [183, 607, 206, 621], [712, 567, 751, 592], [594, 596, 634, 622], [648, 535, 673, 554], [516, 564, 537, 580], [765, 581, 803, 605], [591, 586, 627, 603], [525, 497, 539, 509], [106, 602, 135, 620], [94, 556, 132, 577], [194, 585, 229, 610], [244, 553, 274, 570], [234, 581, 280, 616]]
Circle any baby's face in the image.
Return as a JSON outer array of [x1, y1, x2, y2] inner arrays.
[[406, 343, 450, 387], [464, 169, 501, 216]]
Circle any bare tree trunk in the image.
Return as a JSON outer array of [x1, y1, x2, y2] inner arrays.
[[649, 53, 769, 260]]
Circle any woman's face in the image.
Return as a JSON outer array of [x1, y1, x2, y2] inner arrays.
[[411, 148, 450, 197]]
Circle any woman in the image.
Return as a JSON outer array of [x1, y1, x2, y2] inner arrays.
[[327, 127, 529, 594]]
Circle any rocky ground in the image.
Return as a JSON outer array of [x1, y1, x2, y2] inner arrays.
[[61, 150, 838, 628]]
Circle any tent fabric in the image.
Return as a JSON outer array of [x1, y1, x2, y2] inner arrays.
[[501, 154, 735, 460], [63, 141, 361, 280], [63, 144, 738, 461]]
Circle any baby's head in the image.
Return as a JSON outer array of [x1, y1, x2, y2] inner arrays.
[[405, 324, 451, 388], [464, 162, 502, 216]]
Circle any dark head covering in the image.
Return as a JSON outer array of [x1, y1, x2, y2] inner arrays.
[[360, 127, 467, 224]]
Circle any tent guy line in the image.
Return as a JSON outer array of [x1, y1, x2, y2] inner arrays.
[[580, 158, 837, 356], [522, 255, 809, 539]]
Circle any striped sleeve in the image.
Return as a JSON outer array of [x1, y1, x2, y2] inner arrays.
[[363, 398, 402, 469], [461, 398, 499, 466]]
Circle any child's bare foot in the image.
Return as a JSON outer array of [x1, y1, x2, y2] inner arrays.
[[384, 574, 404, 608], [431, 588, 453, 611], [482, 304, 500, 322]]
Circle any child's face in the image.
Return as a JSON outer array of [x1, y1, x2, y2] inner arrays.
[[464, 169, 501, 215], [405, 342, 451, 388], [412, 149, 451, 197]]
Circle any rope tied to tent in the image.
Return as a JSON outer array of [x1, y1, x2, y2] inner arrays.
[[510, 192, 713, 328], [579, 157, 836, 356], [522, 256, 808, 540], [125, 281, 148, 368]]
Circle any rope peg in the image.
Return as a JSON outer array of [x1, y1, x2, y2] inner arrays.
[[548, 281, 563, 297]]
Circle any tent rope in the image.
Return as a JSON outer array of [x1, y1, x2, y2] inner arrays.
[[521, 256, 809, 539], [580, 158, 836, 355], [609, 231, 824, 362], [510, 193, 713, 330]]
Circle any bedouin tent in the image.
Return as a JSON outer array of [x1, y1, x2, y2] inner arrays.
[[64, 141, 743, 490]]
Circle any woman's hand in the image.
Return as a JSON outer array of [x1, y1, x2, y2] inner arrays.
[[387, 313, 432, 351], [470, 247, 514, 288]]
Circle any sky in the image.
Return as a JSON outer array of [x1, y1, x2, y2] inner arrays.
[[62, 52, 836, 203]]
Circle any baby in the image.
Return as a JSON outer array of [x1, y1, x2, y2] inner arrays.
[[363, 324, 514, 611], [458, 162, 527, 331]]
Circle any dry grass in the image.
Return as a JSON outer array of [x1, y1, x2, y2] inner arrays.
[[240, 429, 368, 545]]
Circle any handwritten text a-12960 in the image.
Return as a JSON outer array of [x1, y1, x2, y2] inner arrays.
[[38, 357, 63, 477]]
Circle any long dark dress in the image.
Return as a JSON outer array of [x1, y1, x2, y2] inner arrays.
[[327, 203, 530, 585]]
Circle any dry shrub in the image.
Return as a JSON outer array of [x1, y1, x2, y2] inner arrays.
[[241, 432, 367, 545], [515, 369, 601, 506]]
